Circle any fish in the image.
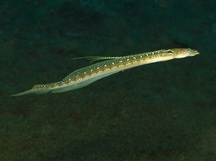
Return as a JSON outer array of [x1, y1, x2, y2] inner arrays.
[[12, 48, 199, 96]]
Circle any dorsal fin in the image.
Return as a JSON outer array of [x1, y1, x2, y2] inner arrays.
[[74, 56, 122, 63]]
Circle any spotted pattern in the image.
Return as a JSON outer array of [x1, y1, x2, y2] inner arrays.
[[32, 49, 174, 91], [12, 48, 199, 96]]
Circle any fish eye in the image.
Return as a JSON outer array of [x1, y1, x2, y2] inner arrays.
[[166, 50, 174, 54]]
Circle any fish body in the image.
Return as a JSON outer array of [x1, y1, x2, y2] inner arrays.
[[12, 48, 199, 96]]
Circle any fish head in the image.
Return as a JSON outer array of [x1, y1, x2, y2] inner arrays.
[[172, 48, 200, 58]]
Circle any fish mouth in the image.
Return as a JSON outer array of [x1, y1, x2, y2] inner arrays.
[[194, 50, 200, 55], [193, 51, 200, 56], [189, 49, 200, 56]]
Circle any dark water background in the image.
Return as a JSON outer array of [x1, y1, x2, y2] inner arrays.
[[0, 0, 216, 160]]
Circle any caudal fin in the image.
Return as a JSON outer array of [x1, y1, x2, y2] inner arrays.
[[11, 84, 52, 96], [11, 89, 35, 96]]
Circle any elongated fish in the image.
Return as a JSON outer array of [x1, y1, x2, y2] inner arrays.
[[12, 48, 199, 96]]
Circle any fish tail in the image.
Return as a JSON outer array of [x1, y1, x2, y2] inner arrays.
[[11, 84, 52, 96]]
